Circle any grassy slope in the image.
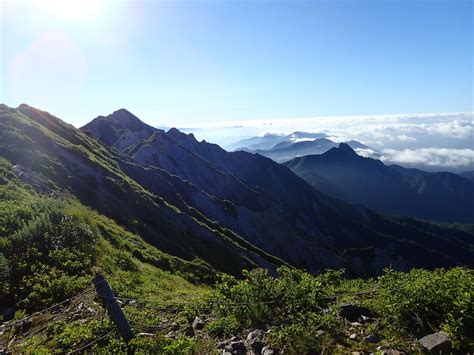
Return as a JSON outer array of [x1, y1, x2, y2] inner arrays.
[[0, 148, 472, 354], [0, 156, 215, 352], [0, 105, 284, 276]]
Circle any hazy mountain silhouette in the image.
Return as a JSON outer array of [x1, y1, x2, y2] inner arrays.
[[285, 143, 474, 223]]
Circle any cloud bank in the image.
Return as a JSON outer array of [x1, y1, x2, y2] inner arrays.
[[179, 112, 474, 172]]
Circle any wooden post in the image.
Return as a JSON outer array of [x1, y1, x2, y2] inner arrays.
[[93, 275, 134, 343]]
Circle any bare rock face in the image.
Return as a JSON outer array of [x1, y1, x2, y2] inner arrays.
[[419, 332, 451, 353]]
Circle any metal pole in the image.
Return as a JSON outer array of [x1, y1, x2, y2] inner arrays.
[[92, 275, 134, 343]]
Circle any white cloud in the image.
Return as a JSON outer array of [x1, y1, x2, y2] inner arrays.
[[180, 112, 474, 167], [355, 148, 380, 158], [380, 148, 474, 168]]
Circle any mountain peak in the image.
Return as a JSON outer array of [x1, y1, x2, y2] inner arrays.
[[338, 142, 356, 153], [81, 109, 156, 149], [167, 127, 198, 145], [84, 108, 155, 135], [107, 108, 143, 127], [320, 142, 359, 160]]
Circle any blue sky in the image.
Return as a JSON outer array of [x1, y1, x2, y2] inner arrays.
[[1, 0, 472, 127]]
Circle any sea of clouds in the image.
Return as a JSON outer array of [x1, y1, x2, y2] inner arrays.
[[178, 112, 474, 172]]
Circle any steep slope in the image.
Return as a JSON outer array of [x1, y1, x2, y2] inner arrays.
[[80, 108, 474, 275], [0, 104, 283, 276], [285, 144, 474, 223]]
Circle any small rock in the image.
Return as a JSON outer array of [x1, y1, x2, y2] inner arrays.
[[380, 350, 406, 355], [350, 322, 363, 327], [321, 308, 331, 314], [407, 311, 428, 336], [316, 330, 325, 336], [349, 333, 357, 340], [217, 341, 229, 349], [262, 346, 275, 355], [192, 316, 205, 330], [137, 332, 154, 337], [225, 340, 246, 355], [363, 334, 379, 343], [165, 331, 176, 339], [184, 325, 195, 337], [0, 307, 15, 320], [230, 336, 238, 341], [339, 303, 372, 322], [419, 332, 451, 353], [351, 352, 364, 355], [361, 315, 371, 322], [247, 329, 265, 351]]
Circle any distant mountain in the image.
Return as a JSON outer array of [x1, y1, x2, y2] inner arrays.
[[254, 138, 372, 163], [226, 133, 286, 151], [285, 143, 474, 223], [227, 131, 329, 151], [1, 104, 473, 278], [81, 109, 474, 274]]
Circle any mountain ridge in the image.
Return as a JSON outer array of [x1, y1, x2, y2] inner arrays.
[[1, 104, 473, 278], [285, 144, 474, 223]]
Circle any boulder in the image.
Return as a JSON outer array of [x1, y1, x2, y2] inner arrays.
[[419, 332, 451, 353]]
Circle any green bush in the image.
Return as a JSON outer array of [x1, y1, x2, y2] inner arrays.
[[0, 198, 96, 309], [209, 267, 334, 331], [368, 267, 474, 349], [206, 315, 240, 337], [266, 312, 340, 354]]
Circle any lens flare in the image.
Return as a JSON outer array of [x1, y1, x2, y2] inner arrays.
[[31, 0, 102, 21]]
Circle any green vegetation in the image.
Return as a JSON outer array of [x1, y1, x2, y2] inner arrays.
[[0, 157, 213, 352], [0, 156, 473, 353], [0, 105, 473, 353], [200, 267, 473, 353]]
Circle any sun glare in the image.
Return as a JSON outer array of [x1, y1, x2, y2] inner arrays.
[[31, 0, 102, 21]]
